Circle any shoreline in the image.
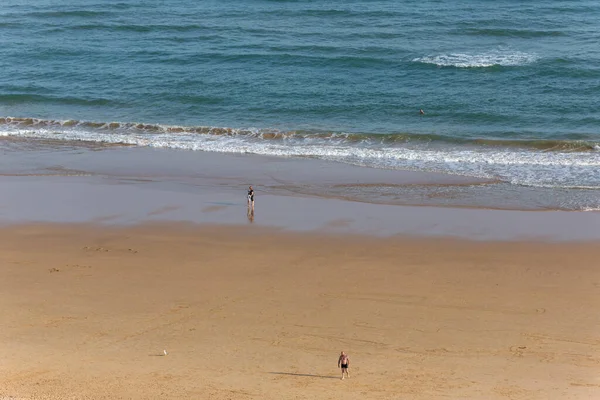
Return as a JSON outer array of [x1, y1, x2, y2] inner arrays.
[[0, 143, 599, 241], [1, 137, 599, 212], [1, 223, 599, 400]]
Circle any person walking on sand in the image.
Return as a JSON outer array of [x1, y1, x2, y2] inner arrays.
[[247, 185, 255, 209], [338, 351, 350, 380]]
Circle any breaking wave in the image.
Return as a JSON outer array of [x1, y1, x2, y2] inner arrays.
[[413, 50, 539, 68], [1, 116, 599, 190], [0, 117, 597, 151]]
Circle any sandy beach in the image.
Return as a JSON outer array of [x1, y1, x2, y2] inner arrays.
[[1, 223, 599, 399]]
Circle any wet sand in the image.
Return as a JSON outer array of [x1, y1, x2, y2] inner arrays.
[[2, 173, 600, 240], [1, 144, 600, 240], [1, 223, 599, 400]]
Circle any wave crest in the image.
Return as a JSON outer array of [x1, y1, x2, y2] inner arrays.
[[1, 117, 596, 152], [413, 50, 538, 68]]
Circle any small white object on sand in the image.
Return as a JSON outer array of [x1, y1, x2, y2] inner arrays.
[[163, 350, 168, 356]]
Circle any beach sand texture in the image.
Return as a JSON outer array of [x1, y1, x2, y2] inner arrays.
[[1, 224, 599, 399]]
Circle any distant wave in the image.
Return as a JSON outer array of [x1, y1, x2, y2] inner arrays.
[[267, 9, 398, 18], [461, 28, 564, 38], [0, 22, 21, 28], [413, 50, 538, 68], [28, 10, 112, 18], [0, 94, 113, 106]]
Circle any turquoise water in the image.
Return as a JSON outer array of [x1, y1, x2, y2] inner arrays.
[[1, 0, 599, 209]]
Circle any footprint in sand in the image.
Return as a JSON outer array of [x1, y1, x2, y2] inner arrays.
[[509, 345, 527, 356], [571, 382, 600, 388], [83, 246, 110, 252], [82, 246, 138, 254]]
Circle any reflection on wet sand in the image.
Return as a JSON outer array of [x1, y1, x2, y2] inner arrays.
[[247, 206, 254, 223]]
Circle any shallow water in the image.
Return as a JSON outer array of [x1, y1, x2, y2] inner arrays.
[[1, 146, 600, 241]]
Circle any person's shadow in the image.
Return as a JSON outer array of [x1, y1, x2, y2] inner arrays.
[[268, 372, 338, 379]]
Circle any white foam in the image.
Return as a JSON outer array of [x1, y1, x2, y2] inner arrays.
[[413, 50, 538, 68], [1, 126, 599, 190]]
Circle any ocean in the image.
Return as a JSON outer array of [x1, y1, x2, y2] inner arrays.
[[1, 0, 599, 210]]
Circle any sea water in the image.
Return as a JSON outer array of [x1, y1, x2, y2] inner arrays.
[[1, 0, 599, 210]]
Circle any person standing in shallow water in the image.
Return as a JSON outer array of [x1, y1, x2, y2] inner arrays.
[[338, 351, 350, 380], [247, 186, 255, 209], [247, 186, 255, 223]]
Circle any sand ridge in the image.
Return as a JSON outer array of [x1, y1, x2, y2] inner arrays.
[[1, 223, 599, 399]]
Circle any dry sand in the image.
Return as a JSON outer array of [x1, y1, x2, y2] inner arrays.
[[1, 223, 599, 399]]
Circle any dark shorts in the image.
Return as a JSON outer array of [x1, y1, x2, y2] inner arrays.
[[341, 364, 348, 369]]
